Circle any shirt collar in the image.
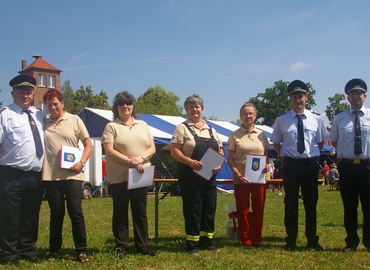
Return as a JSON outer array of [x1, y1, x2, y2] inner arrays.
[[186, 119, 210, 129], [240, 124, 257, 134], [114, 117, 138, 126], [11, 102, 35, 114], [350, 106, 366, 115], [45, 111, 68, 123], [289, 108, 310, 119]]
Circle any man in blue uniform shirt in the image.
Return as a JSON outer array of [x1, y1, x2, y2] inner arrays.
[[0, 74, 46, 265], [271, 80, 328, 251], [330, 78, 370, 252]]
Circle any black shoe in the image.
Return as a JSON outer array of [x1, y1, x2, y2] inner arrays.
[[0, 256, 19, 266], [20, 254, 42, 263], [342, 245, 357, 252], [307, 243, 324, 251], [47, 252, 58, 261], [117, 249, 126, 259], [187, 249, 199, 255], [138, 248, 157, 256], [253, 244, 266, 251], [284, 244, 297, 251], [206, 245, 220, 252]]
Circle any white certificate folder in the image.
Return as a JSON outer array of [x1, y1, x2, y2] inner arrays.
[[245, 154, 266, 184], [60, 145, 83, 169], [127, 165, 155, 190], [193, 148, 225, 180]]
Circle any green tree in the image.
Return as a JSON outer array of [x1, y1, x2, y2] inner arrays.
[[325, 93, 349, 126], [60, 80, 74, 112], [60, 81, 111, 114], [136, 85, 183, 115], [246, 80, 316, 126]]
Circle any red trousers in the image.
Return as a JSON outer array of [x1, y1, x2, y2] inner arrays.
[[234, 184, 266, 245]]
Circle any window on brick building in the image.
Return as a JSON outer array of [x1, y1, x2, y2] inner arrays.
[[39, 101, 46, 111], [38, 74, 46, 87], [48, 75, 55, 88]]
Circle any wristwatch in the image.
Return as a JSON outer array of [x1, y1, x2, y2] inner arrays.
[[80, 161, 85, 167], [141, 155, 145, 161]]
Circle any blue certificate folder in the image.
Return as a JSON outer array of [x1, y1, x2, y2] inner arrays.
[[60, 145, 83, 169]]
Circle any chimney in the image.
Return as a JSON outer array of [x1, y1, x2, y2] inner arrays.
[[21, 60, 27, 70]]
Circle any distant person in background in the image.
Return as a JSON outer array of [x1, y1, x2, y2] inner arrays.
[[271, 80, 328, 252], [42, 89, 93, 263], [328, 163, 339, 191], [100, 156, 108, 197], [226, 103, 269, 250], [171, 94, 223, 255], [330, 78, 370, 252], [102, 91, 156, 259], [273, 156, 284, 195], [0, 74, 46, 265], [321, 160, 329, 185]]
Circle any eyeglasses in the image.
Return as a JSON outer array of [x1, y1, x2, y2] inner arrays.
[[118, 101, 133, 106]]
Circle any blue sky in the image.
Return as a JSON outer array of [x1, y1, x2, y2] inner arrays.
[[1, 0, 369, 123]]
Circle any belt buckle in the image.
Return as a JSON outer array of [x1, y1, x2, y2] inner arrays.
[[353, 158, 361, 164]]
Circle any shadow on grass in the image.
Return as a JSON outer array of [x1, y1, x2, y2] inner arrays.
[[36, 247, 101, 260]]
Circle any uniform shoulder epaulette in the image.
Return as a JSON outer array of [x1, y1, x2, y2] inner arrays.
[[311, 110, 321, 116], [277, 111, 286, 117], [0, 107, 7, 114], [335, 110, 344, 115]]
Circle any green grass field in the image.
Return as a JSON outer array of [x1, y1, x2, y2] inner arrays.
[[2, 185, 369, 269]]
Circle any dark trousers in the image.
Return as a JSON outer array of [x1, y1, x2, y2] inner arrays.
[[338, 160, 370, 248], [43, 180, 87, 254], [110, 183, 150, 252], [0, 165, 43, 261], [283, 157, 319, 246], [179, 176, 217, 251]]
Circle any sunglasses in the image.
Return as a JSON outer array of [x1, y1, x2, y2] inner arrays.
[[117, 101, 133, 106]]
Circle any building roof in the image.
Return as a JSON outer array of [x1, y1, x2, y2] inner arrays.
[[21, 56, 61, 72]]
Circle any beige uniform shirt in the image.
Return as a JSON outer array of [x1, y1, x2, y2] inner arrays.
[[226, 126, 269, 185], [101, 118, 153, 184], [42, 112, 90, 181], [171, 119, 223, 157]]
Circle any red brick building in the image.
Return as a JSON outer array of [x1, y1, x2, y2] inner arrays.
[[19, 54, 62, 109]]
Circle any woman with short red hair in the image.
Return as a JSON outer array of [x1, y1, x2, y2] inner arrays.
[[42, 89, 93, 263]]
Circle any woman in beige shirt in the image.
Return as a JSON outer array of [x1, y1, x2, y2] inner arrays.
[[101, 91, 156, 259], [42, 89, 92, 263], [226, 103, 269, 250], [171, 94, 223, 255]]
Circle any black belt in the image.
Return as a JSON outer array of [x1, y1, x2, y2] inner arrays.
[[341, 159, 370, 165], [283, 156, 317, 163]]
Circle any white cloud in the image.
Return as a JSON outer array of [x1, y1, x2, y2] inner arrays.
[[290, 62, 311, 72]]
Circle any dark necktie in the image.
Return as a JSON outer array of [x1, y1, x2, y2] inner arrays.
[[23, 110, 44, 158], [354, 111, 362, 156], [297, 114, 305, 154]]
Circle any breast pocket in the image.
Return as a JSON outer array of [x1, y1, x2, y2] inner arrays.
[[305, 125, 317, 142], [362, 122, 370, 137], [283, 125, 297, 148], [8, 122, 28, 143]]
